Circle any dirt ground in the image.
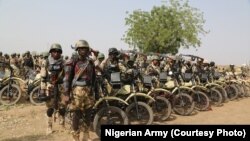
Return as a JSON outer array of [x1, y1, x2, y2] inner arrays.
[[0, 97, 250, 141]]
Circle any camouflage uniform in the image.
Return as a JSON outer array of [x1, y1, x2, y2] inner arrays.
[[100, 48, 127, 94], [40, 44, 66, 135], [10, 53, 20, 76], [22, 51, 34, 77], [4, 54, 10, 64], [0, 52, 5, 72], [241, 64, 248, 78], [64, 40, 96, 141], [145, 56, 164, 88], [145, 56, 161, 76], [0, 53, 5, 78], [100, 48, 127, 77], [137, 55, 148, 74]]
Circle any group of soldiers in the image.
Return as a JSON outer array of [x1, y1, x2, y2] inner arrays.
[[0, 39, 249, 141], [0, 50, 51, 79]]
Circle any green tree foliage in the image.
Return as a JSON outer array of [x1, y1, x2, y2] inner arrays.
[[123, 0, 208, 54]]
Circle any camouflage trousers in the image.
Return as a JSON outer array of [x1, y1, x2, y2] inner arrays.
[[43, 83, 67, 133], [70, 86, 95, 135], [44, 83, 66, 110], [70, 86, 95, 111]]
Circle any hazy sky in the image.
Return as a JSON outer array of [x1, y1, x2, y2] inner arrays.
[[0, 0, 249, 65]]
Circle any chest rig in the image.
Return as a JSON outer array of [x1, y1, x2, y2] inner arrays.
[[71, 59, 94, 87], [47, 58, 64, 84]]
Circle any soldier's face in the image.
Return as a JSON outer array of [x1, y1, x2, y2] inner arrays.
[[77, 48, 89, 57], [153, 60, 159, 66], [51, 50, 61, 60], [108, 53, 115, 60]]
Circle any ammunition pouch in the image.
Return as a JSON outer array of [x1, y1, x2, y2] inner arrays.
[[182, 73, 192, 82]]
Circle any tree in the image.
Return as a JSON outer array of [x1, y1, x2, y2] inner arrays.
[[122, 0, 208, 54]]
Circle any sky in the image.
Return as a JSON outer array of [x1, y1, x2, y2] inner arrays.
[[0, 0, 249, 65]]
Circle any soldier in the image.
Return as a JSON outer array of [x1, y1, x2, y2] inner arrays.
[[145, 55, 161, 76], [136, 54, 148, 74], [63, 40, 96, 141], [10, 53, 20, 76], [22, 51, 34, 77], [145, 55, 161, 87], [40, 43, 66, 135], [16, 53, 22, 69], [0, 52, 5, 70], [241, 64, 248, 78], [38, 52, 44, 67], [100, 48, 127, 80], [0, 52, 5, 73], [229, 64, 236, 79], [0, 52, 4, 63], [33, 53, 40, 68]]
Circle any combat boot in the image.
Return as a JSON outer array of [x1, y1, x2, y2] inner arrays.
[[46, 117, 53, 135]]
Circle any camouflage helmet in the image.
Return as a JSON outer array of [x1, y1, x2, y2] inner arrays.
[[49, 43, 62, 53], [210, 61, 215, 67], [25, 51, 30, 55], [108, 47, 119, 55], [74, 40, 90, 51], [43, 51, 49, 58], [151, 55, 160, 61], [230, 64, 234, 68], [97, 53, 105, 59]]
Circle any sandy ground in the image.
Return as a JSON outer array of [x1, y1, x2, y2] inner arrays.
[[0, 97, 250, 141]]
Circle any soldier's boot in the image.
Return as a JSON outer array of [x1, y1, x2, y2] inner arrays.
[[46, 117, 53, 135], [71, 130, 80, 141]]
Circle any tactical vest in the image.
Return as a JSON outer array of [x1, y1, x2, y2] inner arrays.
[[72, 58, 95, 86], [103, 60, 120, 82], [47, 58, 64, 84], [23, 57, 34, 68]]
